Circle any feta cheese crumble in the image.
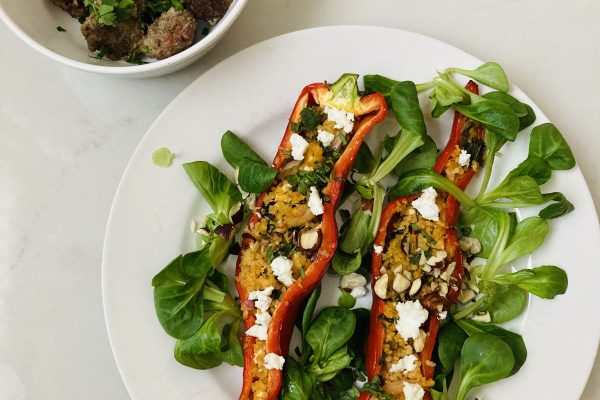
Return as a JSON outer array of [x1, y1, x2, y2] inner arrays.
[[245, 324, 268, 341], [350, 286, 368, 298], [245, 309, 272, 341], [395, 300, 429, 340], [255, 310, 272, 327], [458, 149, 471, 167], [403, 382, 425, 400], [290, 133, 309, 160], [264, 353, 285, 370], [248, 286, 275, 312], [389, 354, 418, 374], [411, 187, 439, 221], [373, 245, 383, 255], [271, 256, 294, 287], [324, 105, 355, 133], [438, 311, 448, 320], [317, 129, 336, 147], [308, 186, 324, 216]]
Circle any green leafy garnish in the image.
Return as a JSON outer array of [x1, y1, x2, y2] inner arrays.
[[147, 0, 184, 13], [337, 290, 356, 309], [456, 334, 515, 400], [221, 131, 277, 193], [84, 0, 135, 27], [152, 147, 174, 167], [56, 26, 67, 32]]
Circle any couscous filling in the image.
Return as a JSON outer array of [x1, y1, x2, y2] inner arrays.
[[376, 198, 449, 396]]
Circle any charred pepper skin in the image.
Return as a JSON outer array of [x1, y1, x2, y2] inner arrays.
[[361, 81, 483, 400], [236, 76, 387, 400]]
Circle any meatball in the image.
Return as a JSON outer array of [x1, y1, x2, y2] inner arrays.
[[143, 8, 196, 60], [49, 0, 86, 18], [80, 16, 144, 60], [186, 0, 232, 25]]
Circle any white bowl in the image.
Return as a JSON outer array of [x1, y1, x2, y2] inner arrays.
[[0, 0, 247, 78]]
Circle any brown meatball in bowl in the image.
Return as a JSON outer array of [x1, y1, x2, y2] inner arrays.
[[143, 8, 197, 60]]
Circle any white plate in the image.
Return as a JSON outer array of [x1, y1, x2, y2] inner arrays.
[[102, 26, 600, 399]]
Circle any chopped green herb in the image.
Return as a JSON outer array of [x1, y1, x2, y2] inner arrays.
[[152, 147, 174, 167], [84, 0, 135, 27], [409, 254, 421, 265], [147, 0, 184, 13], [287, 163, 332, 194], [125, 52, 148, 65], [90, 47, 108, 60], [290, 106, 325, 133], [362, 376, 394, 400], [410, 223, 437, 245], [56, 26, 67, 32], [266, 242, 297, 262]]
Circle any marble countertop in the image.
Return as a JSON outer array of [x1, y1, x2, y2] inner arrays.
[[1, 0, 598, 398]]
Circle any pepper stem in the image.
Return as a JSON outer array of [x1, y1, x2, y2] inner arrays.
[[327, 73, 360, 111]]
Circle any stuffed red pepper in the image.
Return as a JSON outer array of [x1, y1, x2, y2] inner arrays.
[[361, 81, 484, 400], [236, 74, 387, 400]]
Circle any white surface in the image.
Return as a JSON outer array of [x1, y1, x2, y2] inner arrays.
[[1, 0, 599, 399], [0, 0, 247, 77], [101, 26, 599, 400]]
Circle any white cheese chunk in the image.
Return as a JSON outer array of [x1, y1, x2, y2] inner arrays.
[[395, 300, 429, 341], [458, 149, 471, 167], [411, 187, 439, 221], [245, 324, 268, 341], [248, 286, 275, 312], [350, 286, 368, 298], [317, 129, 336, 147], [271, 256, 295, 287], [264, 353, 285, 370], [403, 382, 425, 400], [438, 311, 448, 320], [373, 245, 383, 255], [389, 354, 418, 374], [308, 186, 324, 216], [324, 105, 355, 133], [290, 133, 309, 161], [255, 310, 272, 327]]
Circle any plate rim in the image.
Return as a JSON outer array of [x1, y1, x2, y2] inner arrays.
[[101, 25, 600, 399]]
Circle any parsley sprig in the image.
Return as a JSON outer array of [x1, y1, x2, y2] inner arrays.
[[84, 0, 135, 26]]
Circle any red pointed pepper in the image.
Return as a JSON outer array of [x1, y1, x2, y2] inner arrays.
[[236, 75, 387, 400], [361, 81, 483, 400]]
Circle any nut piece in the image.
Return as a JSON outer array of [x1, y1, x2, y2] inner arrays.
[[458, 289, 477, 304], [440, 261, 456, 282], [340, 273, 367, 290], [392, 273, 411, 293], [420, 292, 448, 313], [460, 236, 482, 255], [413, 329, 426, 352], [409, 278, 422, 296], [374, 273, 389, 299], [299, 229, 321, 251], [439, 282, 449, 297]]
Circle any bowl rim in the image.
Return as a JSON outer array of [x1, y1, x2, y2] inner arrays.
[[0, 0, 248, 75]]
